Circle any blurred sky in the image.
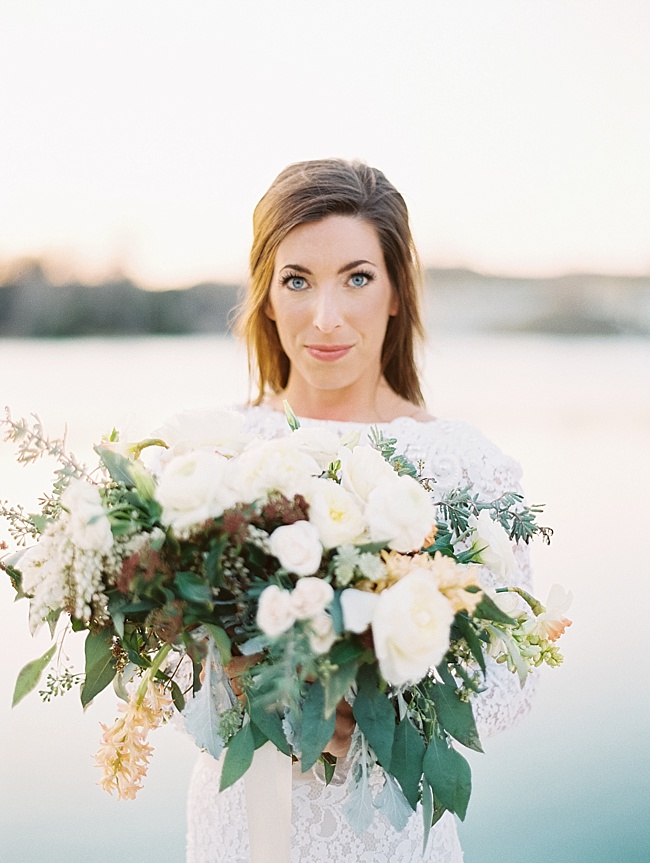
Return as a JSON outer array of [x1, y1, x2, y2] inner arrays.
[[1, 0, 649, 287]]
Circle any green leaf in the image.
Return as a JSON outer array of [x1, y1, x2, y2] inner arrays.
[[174, 571, 213, 605], [430, 682, 483, 753], [421, 778, 434, 852], [390, 717, 426, 810], [45, 607, 62, 639], [220, 722, 255, 791], [205, 537, 228, 587], [321, 754, 336, 785], [12, 644, 56, 707], [301, 680, 336, 772], [455, 613, 486, 673], [203, 623, 232, 665], [29, 514, 50, 534], [352, 665, 395, 769], [473, 593, 516, 625], [81, 629, 117, 707], [249, 703, 290, 756], [422, 733, 472, 820], [323, 659, 358, 719], [94, 445, 136, 487]]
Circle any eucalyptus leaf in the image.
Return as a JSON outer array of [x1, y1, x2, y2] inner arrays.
[[12, 644, 56, 707], [175, 571, 213, 606], [220, 722, 255, 791], [94, 445, 136, 487], [249, 703, 290, 756], [422, 734, 472, 820], [203, 623, 232, 665], [421, 778, 434, 852], [473, 593, 516, 625], [81, 629, 117, 707], [323, 659, 357, 719], [390, 717, 425, 810], [300, 680, 336, 772], [430, 682, 483, 753], [352, 665, 395, 769], [455, 613, 486, 673]]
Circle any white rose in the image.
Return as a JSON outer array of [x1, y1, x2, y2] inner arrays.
[[469, 509, 516, 582], [371, 568, 455, 687], [153, 408, 247, 457], [340, 588, 379, 634], [286, 427, 343, 471], [61, 479, 113, 553], [308, 612, 337, 655], [307, 478, 366, 549], [156, 449, 228, 535], [290, 577, 334, 620], [339, 445, 396, 504], [256, 585, 296, 637], [227, 439, 320, 503], [269, 521, 323, 576], [365, 474, 436, 553]]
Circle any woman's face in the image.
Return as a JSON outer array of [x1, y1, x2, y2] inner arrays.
[[266, 214, 398, 402]]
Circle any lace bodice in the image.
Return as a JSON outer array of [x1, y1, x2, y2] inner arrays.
[[186, 406, 536, 863]]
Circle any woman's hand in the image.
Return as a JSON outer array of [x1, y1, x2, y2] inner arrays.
[[323, 698, 356, 758], [224, 653, 262, 699]]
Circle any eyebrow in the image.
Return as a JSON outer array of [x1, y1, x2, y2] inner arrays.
[[279, 259, 376, 275]]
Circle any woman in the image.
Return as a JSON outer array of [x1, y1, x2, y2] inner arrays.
[[186, 159, 535, 862]]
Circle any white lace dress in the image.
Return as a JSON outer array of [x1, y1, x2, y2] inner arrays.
[[186, 406, 536, 863]]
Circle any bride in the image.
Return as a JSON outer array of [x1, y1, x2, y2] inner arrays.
[[186, 159, 535, 862]]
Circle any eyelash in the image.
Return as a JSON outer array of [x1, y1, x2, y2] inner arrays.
[[280, 270, 376, 290]]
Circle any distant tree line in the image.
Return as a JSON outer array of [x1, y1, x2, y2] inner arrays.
[[1, 259, 648, 337]]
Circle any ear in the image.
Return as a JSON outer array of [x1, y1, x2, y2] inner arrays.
[[264, 296, 276, 321]]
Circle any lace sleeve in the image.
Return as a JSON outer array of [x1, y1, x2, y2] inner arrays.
[[410, 420, 538, 740]]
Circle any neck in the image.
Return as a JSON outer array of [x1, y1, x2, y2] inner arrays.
[[267, 377, 419, 424]]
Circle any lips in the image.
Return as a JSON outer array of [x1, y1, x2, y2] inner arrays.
[[305, 344, 354, 362]]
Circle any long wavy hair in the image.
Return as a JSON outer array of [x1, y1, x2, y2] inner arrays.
[[236, 159, 425, 406]]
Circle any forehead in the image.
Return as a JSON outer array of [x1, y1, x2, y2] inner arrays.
[[274, 215, 384, 270]]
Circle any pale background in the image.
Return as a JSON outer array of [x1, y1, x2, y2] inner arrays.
[[1, 2, 649, 861]]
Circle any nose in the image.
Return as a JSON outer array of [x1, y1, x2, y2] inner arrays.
[[312, 285, 344, 333]]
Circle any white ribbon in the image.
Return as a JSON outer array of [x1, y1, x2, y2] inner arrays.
[[243, 741, 293, 863]]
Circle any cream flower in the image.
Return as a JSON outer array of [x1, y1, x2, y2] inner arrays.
[[227, 439, 319, 503], [61, 479, 113, 554], [156, 449, 229, 536], [308, 612, 337, 655], [429, 552, 483, 614], [365, 474, 436, 553], [290, 577, 334, 620], [339, 445, 395, 504], [371, 568, 454, 687], [306, 478, 366, 549], [153, 408, 248, 457], [524, 584, 573, 642], [286, 427, 343, 471], [340, 588, 379, 634], [256, 585, 296, 637], [268, 521, 322, 576], [469, 509, 516, 582]]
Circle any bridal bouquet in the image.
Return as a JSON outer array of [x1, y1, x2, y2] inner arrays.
[[1, 405, 570, 838]]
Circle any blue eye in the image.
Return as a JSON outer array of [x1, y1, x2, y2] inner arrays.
[[349, 273, 369, 288], [285, 276, 307, 291]]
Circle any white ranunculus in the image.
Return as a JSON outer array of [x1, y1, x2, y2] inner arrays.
[[153, 408, 248, 457], [156, 449, 228, 535], [256, 585, 296, 637], [60, 479, 113, 553], [365, 474, 436, 553], [268, 521, 323, 576], [371, 568, 455, 687], [340, 588, 379, 634], [306, 478, 366, 549], [308, 612, 337, 655], [286, 427, 343, 471], [339, 445, 396, 504], [469, 509, 516, 582], [227, 439, 320, 503], [290, 576, 333, 620]]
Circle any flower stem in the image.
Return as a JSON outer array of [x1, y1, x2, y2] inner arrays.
[[136, 643, 172, 705]]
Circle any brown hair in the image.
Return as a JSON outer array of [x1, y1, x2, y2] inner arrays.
[[237, 158, 425, 405]]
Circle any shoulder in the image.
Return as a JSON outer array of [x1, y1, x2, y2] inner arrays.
[[391, 417, 524, 499]]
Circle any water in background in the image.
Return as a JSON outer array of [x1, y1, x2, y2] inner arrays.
[[1, 334, 648, 863]]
